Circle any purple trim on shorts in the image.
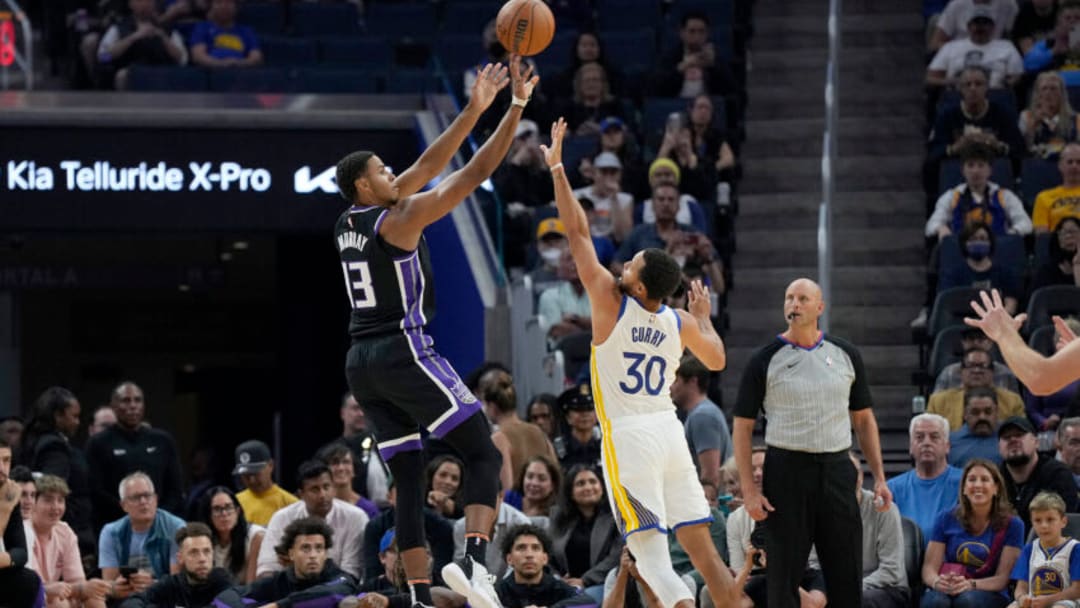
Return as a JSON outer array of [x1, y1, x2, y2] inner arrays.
[[671, 515, 715, 530], [400, 327, 482, 437], [32, 577, 46, 608], [396, 253, 424, 331], [379, 437, 424, 460]]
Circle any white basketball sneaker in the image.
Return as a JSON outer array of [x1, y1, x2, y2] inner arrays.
[[441, 556, 501, 608]]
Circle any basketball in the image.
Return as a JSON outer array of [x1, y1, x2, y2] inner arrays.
[[495, 0, 556, 57]]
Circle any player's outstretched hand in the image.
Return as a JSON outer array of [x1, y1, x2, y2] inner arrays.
[[469, 62, 509, 111], [687, 279, 711, 320], [509, 55, 539, 102], [965, 288, 1026, 342], [540, 117, 567, 168]]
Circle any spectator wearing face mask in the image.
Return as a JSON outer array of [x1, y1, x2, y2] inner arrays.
[[938, 222, 1023, 315], [531, 218, 571, 296]]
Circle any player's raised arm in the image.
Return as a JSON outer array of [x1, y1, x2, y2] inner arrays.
[[676, 280, 726, 370], [392, 63, 509, 198], [542, 118, 615, 297], [382, 56, 537, 249]]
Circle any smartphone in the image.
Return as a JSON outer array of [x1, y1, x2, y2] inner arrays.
[[666, 112, 684, 134], [118, 566, 138, 578]]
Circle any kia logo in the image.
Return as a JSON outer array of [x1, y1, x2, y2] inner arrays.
[[294, 166, 336, 194]]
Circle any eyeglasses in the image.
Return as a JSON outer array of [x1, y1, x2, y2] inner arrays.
[[124, 492, 155, 504], [963, 363, 991, 370], [211, 504, 236, 516]]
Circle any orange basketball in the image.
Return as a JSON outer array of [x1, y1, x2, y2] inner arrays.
[[495, 0, 556, 57]]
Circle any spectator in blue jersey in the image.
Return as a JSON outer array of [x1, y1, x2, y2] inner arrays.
[[919, 459, 1024, 608], [189, 0, 262, 69], [938, 222, 1023, 314], [1007, 491, 1080, 608], [925, 144, 1032, 240], [888, 413, 964, 545], [949, 387, 1006, 467], [1021, 1, 1080, 85]]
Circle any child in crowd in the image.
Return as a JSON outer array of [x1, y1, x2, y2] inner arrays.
[[1009, 491, 1080, 608]]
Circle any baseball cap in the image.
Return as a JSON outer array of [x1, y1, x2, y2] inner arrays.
[[379, 528, 396, 553], [558, 383, 594, 413], [536, 217, 567, 240], [594, 152, 622, 170], [968, 6, 995, 23], [515, 119, 539, 139], [997, 416, 1035, 438], [233, 440, 272, 475], [599, 116, 625, 133]]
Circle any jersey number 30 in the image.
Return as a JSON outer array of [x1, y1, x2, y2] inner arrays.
[[619, 352, 667, 396], [342, 261, 377, 309]]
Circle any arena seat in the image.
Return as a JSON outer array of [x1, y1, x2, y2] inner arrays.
[[1029, 325, 1057, 357], [126, 66, 208, 92], [595, 0, 661, 32], [901, 517, 924, 607], [435, 35, 482, 72], [291, 2, 360, 36], [1025, 285, 1080, 334], [294, 68, 381, 94], [601, 29, 657, 72], [440, 3, 497, 34], [237, 2, 285, 35], [937, 158, 1013, 195], [384, 68, 440, 94], [364, 3, 438, 41], [208, 67, 289, 93], [1020, 157, 1062, 209], [926, 325, 965, 380], [927, 286, 982, 337], [260, 35, 318, 66], [318, 36, 393, 68]]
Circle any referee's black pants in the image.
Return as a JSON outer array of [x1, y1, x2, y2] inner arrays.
[[763, 446, 862, 608]]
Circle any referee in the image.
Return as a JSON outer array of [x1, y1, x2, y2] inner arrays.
[[732, 278, 892, 608]]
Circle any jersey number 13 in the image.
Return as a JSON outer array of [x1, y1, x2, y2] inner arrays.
[[342, 261, 377, 309]]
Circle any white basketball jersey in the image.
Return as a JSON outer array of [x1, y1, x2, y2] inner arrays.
[[1029, 538, 1079, 597], [591, 295, 684, 419]]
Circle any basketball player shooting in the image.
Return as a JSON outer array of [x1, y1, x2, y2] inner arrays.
[[541, 118, 740, 608], [966, 288, 1080, 395], [333, 56, 538, 608]]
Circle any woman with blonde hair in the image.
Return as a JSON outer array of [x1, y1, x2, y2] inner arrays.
[[919, 458, 1024, 607], [1020, 72, 1080, 159]]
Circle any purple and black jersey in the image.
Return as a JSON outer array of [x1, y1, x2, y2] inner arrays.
[[335, 205, 437, 340]]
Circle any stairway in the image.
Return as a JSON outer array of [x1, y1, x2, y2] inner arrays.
[[722, 0, 926, 473]]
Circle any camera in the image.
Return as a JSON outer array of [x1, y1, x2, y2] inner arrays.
[[750, 521, 767, 571]]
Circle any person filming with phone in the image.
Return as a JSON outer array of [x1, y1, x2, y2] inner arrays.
[[1021, 0, 1080, 83]]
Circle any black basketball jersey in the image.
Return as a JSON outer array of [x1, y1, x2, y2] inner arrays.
[[334, 204, 436, 339]]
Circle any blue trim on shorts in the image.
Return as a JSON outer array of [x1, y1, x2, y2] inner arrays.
[[622, 523, 670, 540], [671, 515, 715, 530]]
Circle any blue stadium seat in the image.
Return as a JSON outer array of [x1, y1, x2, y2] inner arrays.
[[318, 36, 393, 68], [435, 35, 483, 72], [208, 67, 290, 92], [238, 2, 284, 35], [1034, 232, 1053, 268], [1026, 285, 1080, 334], [641, 96, 726, 136], [126, 66, 208, 92], [937, 88, 1018, 120], [291, 3, 360, 37], [1020, 157, 1062, 208], [384, 68, 441, 94], [671, 0, 735, 26], [595, 0, 661, 32], [561, 135, 599, 178], [1069, 86, 1080, 111], [938, 157, 1013, 194], [260, 35, 318, 66], [601, 29, 657, 72], [293, 68, 381, 94], [364, 4, 437, 41], [441, 2, 498, 34]]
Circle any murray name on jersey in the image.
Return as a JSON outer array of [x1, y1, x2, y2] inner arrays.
[[337, 230, 369, 253]]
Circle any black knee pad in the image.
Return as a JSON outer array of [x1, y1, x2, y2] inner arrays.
[[440, 412, 503, 508], [384, 449, 427, 551]]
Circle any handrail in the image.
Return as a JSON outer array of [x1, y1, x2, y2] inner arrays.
[[0, 0, 32, 90], [818, 0, 841, 331]]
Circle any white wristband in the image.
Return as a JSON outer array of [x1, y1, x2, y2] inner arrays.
[[549, 163, 563, 172], [511, 95, 528, 107]]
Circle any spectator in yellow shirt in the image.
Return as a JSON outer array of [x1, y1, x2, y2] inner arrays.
[[928, 348, 1025, 430], [233, 440, 298, 526], [1032, 143, 1080, 232]]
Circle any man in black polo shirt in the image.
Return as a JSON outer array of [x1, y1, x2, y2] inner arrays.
[[997, 415, 1079, 531], [732, 278, 892, 608]]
